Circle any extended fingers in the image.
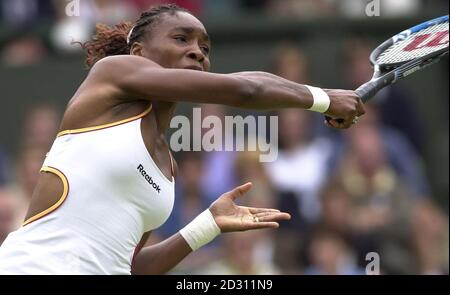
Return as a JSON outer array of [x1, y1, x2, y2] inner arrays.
[[238, 210, 291, 231], [249, 222, 280, 229], [253, 212, 291, 222], [247, 207, 280, 214]]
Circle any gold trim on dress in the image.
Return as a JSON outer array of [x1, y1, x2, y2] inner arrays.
[[57, 105, 152, 137], [23, 166, 69, 226]]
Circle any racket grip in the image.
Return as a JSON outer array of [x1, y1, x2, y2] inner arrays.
[[355, 80, 382, 103], [325, 79, 384, 124]]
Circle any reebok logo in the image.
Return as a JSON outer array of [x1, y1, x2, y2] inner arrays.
[[137, 164, 161, 194]]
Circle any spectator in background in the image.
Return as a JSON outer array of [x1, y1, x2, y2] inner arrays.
[[265, 44, 334, 273], [1, 35, 47, 66], [6, 103, 60, 220], [0, 0, 54, 66], [21, 102, 60, 150], [234, 151, 275, 210], [328, 104, 431, 202], [0, 149, 37, 248], [324, 111, 448, 274], [266, 108, 332, 224], [12, 145, 47, 202], [267, 45, 331, 224], [319, 179, 352, 235], [196, 230, 280, 275], [0, 0, 55, 27], [333, 116, 417, 274], [303, 228, 364, 275], [411, 200, 449, 274], [0, 189, 25, 246], [0, 146, 47, 244], [270, 43, 328, 135], [320, 178, 449, 275], [271, 44, 311, 85], [200, 104, 238, 204], [233, 151, 279, 272]]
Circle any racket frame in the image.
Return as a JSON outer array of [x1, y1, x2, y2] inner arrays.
[[356, 15, 449, 102]]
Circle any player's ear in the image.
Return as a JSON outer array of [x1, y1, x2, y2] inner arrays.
[[130, 42, 145, 57]]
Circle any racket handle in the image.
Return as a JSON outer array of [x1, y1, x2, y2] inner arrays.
[[355, 80, 384, 103], [324, 78, 388, 124]]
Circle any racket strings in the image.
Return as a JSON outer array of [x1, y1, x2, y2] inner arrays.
[[377, 22, 449, 65]]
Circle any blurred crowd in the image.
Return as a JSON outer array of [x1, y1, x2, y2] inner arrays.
[[0, 0, 449, 274], [0, 0, 449, 66]]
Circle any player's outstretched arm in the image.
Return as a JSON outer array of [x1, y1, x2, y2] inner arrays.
[[90, 55, 364, 128], [130, 183, 290, 275]]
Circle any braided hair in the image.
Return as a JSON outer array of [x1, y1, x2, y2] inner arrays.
[[80, 4, 190, 68]]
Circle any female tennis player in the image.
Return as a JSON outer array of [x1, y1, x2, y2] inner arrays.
[[0, 4, 364, 275]]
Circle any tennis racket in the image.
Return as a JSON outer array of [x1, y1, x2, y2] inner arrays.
[[327, 15, 449, 123]]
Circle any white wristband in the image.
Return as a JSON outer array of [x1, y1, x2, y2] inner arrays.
[[179, 209, 221, 251], [304, 85, 330, 113]]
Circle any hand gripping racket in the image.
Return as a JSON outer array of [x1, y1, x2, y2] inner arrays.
[[327, 15, 449, 123]]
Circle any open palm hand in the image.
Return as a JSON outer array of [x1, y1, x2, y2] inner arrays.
[[209, 183, 291, 233]]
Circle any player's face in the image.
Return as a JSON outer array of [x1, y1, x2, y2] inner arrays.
[[140, 12, 211, 72]]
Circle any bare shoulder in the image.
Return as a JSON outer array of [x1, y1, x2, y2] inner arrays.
[[81, 56, 164, 91], [91, 55, 162, 76]]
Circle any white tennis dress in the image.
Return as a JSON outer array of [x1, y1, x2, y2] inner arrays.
[[0, 105, 175, 275]]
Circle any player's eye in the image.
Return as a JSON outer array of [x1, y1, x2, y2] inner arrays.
[[174, 35, 187, 43], [200, 46, 210, 54]]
